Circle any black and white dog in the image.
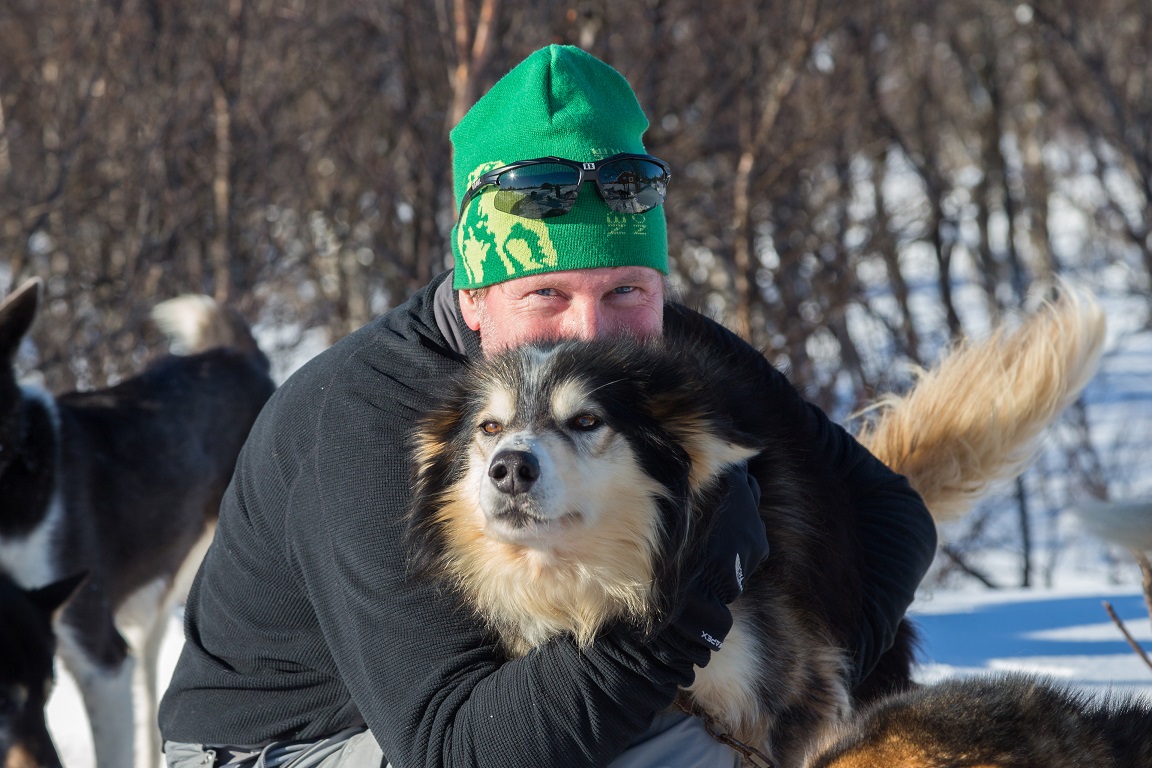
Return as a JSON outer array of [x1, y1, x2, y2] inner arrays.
[[0, 278, 275, 768], [408, 289, 1106, 767]]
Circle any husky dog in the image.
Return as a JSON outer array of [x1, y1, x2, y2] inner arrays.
[[0, 570, 83, 768], [805, 673, 1152, 768], [0, 278, 276, 768], [407, 286, 1105, 767]]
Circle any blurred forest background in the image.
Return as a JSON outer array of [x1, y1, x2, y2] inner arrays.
[[3, 0, 1151, 586]]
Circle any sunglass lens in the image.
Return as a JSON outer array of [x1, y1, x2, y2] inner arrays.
[[596, 158, 669, 214], [491, 163, 581, 219]]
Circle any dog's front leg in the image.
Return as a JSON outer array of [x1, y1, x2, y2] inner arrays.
[[684, 602, 853, 768], [683, 611, 773, 756], [56, 619, 139, 768]]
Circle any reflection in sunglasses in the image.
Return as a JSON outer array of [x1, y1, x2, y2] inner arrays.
[[458, 153, 671, 221]]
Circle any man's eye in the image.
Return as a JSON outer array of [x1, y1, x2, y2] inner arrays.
[[613, 286, 635, 294], [569, 414, 600, 431], [481, 421, 503, 435]]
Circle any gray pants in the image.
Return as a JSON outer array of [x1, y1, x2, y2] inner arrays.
[[164, 727, 383, 768], [164, 710, 739, 768]]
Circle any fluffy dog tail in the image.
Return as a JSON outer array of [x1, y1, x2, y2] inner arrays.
[[855, 283, 1106, 522], [151, 294, 266, 365]]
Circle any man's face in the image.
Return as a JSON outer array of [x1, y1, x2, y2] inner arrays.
[[458, 266, 665, 354]]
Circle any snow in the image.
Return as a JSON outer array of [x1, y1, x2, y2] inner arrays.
[[911, 578, 1152, 699]]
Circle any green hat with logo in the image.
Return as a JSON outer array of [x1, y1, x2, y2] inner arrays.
[[450, 45, 668, 290]]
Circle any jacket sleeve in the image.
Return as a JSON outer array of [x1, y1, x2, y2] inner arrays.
[[799, 400, 938, 682], [664, 304, 938, 684]]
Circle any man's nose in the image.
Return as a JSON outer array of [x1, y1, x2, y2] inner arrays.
[[566, 301, 610, 340]]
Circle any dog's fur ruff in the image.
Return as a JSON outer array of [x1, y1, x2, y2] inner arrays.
[[0, 571, 83, 768], [407, 285, 1106, 767], [804, 673, 1152, 768], [0, 279, 275, 768]]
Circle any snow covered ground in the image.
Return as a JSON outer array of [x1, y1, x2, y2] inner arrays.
[[913, 571, 1152, 697]]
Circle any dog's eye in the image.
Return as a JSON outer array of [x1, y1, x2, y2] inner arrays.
[[569, 414, 600, 431], [480, 420, 503, 435]]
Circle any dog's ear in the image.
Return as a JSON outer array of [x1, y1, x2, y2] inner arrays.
[[0, 277, 43, 361], [641, 363, 761, 493], [27, 571, 86, 617], [670, 418, 760, 492]]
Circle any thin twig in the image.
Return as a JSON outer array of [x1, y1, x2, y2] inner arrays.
[[940, 544, 1001, 589], [1103, 600, 1152, 674], [1134, 551, 1152, 637]]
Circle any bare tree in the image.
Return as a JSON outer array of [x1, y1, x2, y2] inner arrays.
[[3, 0, 1150, 586]]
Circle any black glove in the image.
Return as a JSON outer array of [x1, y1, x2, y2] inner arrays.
[[668, 463, 768, 663]]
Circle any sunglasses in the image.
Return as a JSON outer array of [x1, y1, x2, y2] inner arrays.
[[457, 153, 671, 221]]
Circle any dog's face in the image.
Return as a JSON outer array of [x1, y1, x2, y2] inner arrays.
[[0, 572, 81, 768], [409, 336, 757, 653], [458, 346, 666, 551]]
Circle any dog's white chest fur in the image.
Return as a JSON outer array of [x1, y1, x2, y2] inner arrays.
[[0, 487, 64, 589]]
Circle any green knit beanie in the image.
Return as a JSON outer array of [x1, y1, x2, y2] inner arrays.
[[450, 45, 669, 290]]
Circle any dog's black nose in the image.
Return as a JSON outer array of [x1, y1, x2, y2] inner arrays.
[[488, 449, 540, 495]]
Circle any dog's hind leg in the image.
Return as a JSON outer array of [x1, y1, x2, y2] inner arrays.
[[122, 524, 216, 768], [133, 619, 166, 768], [120, 577, 175, 768], [686, 607, 853, 766]]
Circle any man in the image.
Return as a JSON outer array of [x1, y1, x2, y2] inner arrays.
[[160, 45, 936, 767]]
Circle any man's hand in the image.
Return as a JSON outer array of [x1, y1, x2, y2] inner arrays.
[[669, 463, 768, 661]]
